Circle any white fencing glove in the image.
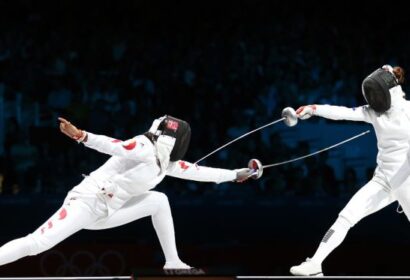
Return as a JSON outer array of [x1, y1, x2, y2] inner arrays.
[[234, 168, 255, 183], [296, 105, 317, 120], [234, 159, 263, 183]]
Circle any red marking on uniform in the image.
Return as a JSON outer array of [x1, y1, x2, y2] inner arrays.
[[112, 139, 122, 143], [122, 140, 137, 150], [179, 161, 190, 170], [58, 208, 67, 220], [296, 107, 304, 114], [41, 227, 45, 234], [48, 221, 53, 229], [166, 120, 179, 131]]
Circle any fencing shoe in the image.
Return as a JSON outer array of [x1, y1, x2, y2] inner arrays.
[[290, 258, 323, 276], [163, 261, 192, 270]]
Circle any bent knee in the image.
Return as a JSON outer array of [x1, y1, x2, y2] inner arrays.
[[147, 191, 171, 215], [149, 191, 169, 204]]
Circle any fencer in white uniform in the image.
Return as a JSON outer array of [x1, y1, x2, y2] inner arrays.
[[290, 65, 410, 276], [0, 115, 260, 270]]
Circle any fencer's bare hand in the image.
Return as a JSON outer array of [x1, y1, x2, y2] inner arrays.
[[58, 117, 86, 142], [296, 105, 317, 120]]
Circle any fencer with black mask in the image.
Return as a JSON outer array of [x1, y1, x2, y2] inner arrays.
[[0, 115, 260, 270], [290, 65, 410, 276], [361, 65, 399, 113]]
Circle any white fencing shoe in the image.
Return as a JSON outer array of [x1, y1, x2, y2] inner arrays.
[[163, 261, 192, 270], [290, 258, 323, 276]]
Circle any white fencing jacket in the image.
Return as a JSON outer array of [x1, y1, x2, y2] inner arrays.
[[313, 85, 410, 189], [68, 132, 236, 215]]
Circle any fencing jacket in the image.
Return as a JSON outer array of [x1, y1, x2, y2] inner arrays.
[[68, 132, 236, 215], [313, 85, 410, 189]]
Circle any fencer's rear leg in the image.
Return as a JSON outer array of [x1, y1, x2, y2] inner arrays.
[[0, 200, 98, 266]]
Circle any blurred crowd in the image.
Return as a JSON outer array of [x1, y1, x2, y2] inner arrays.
[[0, 0, 407, 200]]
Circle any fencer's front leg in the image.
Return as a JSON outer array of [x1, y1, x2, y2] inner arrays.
[[149, 192, 192, 269], [85, 191, 191, 269]]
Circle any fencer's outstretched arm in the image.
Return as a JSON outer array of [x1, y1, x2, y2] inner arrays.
[[297, 105, 372, 123], [166, 160, 240, 184], [58, 117, 152, 160], [82, 132, 154, 160]]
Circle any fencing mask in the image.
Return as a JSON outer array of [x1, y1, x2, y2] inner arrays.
[[147, 115, 191, 168], [362, 65, 398, 113]]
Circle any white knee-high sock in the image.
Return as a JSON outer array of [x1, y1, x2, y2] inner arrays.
[[311, 216, 352, 264], [0, 236, 33, 266], [151, 195, 181, 264]]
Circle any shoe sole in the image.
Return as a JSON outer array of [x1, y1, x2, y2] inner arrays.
[[290, 270, 324, 277]]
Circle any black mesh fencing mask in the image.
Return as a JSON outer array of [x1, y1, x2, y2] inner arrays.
[[362, 67, 398, 113]]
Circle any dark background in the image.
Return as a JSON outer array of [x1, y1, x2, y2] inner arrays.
[[0, 0, 409, 277]]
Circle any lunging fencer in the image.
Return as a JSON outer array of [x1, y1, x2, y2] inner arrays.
[[0, 115, 261, 270], [290, 65, 410, 276]]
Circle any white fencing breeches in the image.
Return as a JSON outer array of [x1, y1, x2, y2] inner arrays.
[[0, 198, 97, 266], [0, 191, 181, 266], [338, 178, 395, 226]]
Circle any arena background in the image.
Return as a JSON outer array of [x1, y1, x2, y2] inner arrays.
[[0, 0, 409, 277]]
